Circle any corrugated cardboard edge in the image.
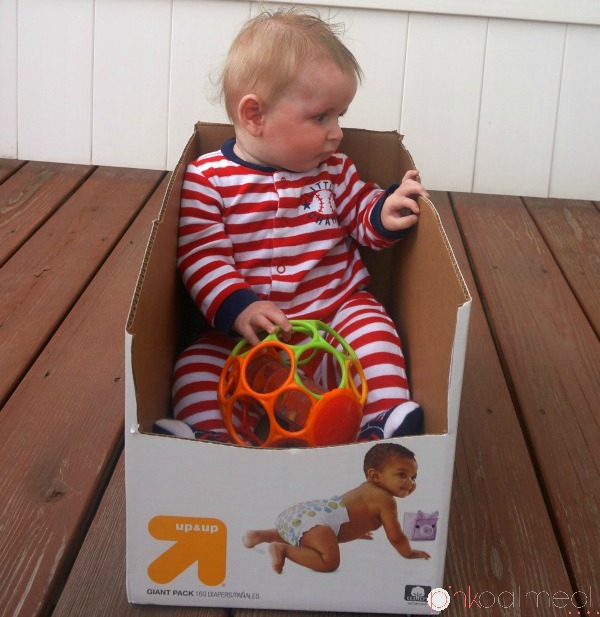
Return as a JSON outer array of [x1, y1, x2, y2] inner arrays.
[[125, 130, 197, 334], [390, 128, 470, 306], [423, 196, 470, 302], [390, 196, 471, 434]]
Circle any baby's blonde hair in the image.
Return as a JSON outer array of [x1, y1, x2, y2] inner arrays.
[[221, 8, 363, 122]]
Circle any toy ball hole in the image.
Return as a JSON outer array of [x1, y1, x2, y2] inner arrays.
[[333, 354, 345, 388], [315, 348, 344, 389], [245, 353, 292, 394], [273, 390, 313, 433], [236, 341, 253, 356], [231, 398, 269, 446], [297, 346, 319, 368], [348, 361, 360, 387], [348, 361, 366, 398], [221, 362, 240, 400]]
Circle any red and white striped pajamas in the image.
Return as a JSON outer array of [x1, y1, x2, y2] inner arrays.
[[172, 139, 412, 436]]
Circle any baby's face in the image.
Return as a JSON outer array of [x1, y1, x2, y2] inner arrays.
[[374, 455, 418, 498], [255, 58, 357, 172]]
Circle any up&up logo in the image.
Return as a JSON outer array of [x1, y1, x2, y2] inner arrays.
[[147, 515, 227, 586]]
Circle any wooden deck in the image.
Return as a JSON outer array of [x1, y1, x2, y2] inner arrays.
[[0, 158, 598, 617]]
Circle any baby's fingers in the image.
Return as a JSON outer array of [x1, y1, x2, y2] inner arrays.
[[398, 169, 429, 200], [402, 168, 421, 182]]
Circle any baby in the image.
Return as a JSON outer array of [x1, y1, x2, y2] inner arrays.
[[243, 443, 431, 573], [172, 8, 429, 443]]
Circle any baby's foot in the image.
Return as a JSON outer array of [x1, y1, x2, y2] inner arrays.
[[359, 401, 423, 440], [242, 530, 262, 549], [269, 543, 287, 574]]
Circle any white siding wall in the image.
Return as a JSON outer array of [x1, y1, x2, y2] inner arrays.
[[1, 0, 599, 199]]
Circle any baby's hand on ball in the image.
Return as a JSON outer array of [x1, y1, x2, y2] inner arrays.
[[233, 301, 292, 346]]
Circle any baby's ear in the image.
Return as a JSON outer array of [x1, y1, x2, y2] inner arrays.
[[366, 467, 380, 483], [237, 94, 264, 135]]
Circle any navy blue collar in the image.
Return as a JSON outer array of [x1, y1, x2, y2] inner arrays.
[[221, 138, 279, 173]]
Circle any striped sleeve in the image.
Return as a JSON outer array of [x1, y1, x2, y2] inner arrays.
[[334, 154, 405, 250], [177, 158, 257, 328]]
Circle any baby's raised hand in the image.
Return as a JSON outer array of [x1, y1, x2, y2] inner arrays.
[[380, 169, 429, 232], [233, 300, 292, 346]]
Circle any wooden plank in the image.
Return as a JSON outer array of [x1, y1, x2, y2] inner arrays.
[[259, 0, 600, 25], [53, 455, 229, 617], [0, 158, 26, 183], [17, 0, 94, 163], [93, 0, 171, 169], [0, 175, 167, 617], [473, 20, 565, 197], [400, 13, 487, 192], [431, 191, 574, 610], [334, 7, 408, 132], [0, 166, 164, 407], [524, 196, 600, 338], [0, 0, 17, 158], [0, 160, 94, 266], [550, 24, 600, 200], [167, 0, 247, 169], [452, 192, 600, 602]]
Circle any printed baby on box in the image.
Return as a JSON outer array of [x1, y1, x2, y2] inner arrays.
[[125, 430, 455, 614]]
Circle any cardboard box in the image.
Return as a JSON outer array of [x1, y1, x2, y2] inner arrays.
[[125, 122, 471, 614]]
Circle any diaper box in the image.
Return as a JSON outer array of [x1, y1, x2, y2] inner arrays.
[[124, 122, 471, 614]]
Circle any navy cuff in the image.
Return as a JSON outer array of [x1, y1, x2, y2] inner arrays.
[[214, 288, 261, 334], [370, 184, 413, 240]]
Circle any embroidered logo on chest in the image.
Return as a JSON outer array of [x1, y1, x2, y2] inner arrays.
[[300, 181, 338, 226]]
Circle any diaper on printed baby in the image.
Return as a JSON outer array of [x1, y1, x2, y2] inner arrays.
[[276, 496, 350, 546]]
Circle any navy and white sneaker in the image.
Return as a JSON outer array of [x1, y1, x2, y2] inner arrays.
[[359, 401, 424, 441], [153, 418, 230, 443]]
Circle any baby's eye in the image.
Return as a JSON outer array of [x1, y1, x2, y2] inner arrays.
[[314, 114, 326, 122]]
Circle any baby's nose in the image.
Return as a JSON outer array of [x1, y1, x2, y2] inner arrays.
[[328, 122, 343, 142]]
